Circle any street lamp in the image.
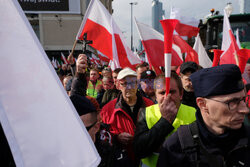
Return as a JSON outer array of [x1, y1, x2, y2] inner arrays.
[[129, 2, 138, 51]]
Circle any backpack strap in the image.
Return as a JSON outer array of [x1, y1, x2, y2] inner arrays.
[[178, 121, 224, 167], [178, 122, 199, 167]]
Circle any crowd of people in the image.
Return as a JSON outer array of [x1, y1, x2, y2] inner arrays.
[[1, 52, 250, 167]]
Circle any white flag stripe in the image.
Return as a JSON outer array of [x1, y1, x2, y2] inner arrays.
[[193, 34, 212, 68], [0, 1, 100, 167], [135, 19, 164, 41], [236, 29, 242, 49], [76, 0, 112, 38], [221, 9, 231, 51], [170, 7, 199, 27]]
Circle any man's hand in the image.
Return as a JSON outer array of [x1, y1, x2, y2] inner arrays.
[[76, 54, 88, 73], [67, 53, 75, 65], [117, 132, 133, 146], [159, 94, 178, 124]]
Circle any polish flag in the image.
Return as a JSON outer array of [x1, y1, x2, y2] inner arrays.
[[97, 50, 110, 63], [135, 18, 183, 73], [61, 52, 68, 64], [56, 59, 61, 68], [170, 7, 200, 38], [193, 34, 212, 68], [52, 57, 58, 68], [173, 35, 199, 64], [160, 19, 179, 95], [76, 0, 141, 69], [220, 10, 250, 73]]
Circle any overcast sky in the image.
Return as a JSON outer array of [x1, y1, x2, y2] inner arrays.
[[112, 0, 240, 49]]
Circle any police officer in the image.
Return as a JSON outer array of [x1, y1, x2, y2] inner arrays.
[[157, 64, 250, 167]]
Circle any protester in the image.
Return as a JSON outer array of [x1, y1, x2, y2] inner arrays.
[[179, 61, 199, 108], [157, 64, 250, 167], [63, 75, 73, 95], [96, 77, 114, 105], [133, 71, 196, 167], [139, 70, 157, 103], [243, 63, 250, 85], [102, 67, 112, 78], [136, 62, 148, 81], [112, 68, 122, 89], [101, 68, 154, 166], [87, 68, 102, 98], [70, 54, 117, 167], [100, 68, 122, 108]]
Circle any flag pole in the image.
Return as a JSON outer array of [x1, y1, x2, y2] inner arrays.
[[234, 52, 239, 66], [67, 39, 78, 65], [70, 39, 78, 56]]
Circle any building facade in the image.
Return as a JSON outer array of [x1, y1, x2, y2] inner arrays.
[[20, 0, 113, 58], [152, 0, 164, 33], [240, 0, 250, 13]]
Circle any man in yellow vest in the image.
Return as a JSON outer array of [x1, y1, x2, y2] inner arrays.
[[133, 71, 196, 167], [87, 68, 102, 98]]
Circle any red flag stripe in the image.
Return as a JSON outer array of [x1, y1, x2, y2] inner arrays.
[[79, 19, 113, 60]]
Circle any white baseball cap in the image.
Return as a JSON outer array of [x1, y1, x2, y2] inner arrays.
[[117, 67, 137, 80]]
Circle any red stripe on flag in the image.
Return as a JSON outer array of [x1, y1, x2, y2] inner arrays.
[[114, 34, 136, 69], [175, 22, 200, 38], [173, 35, 199, 64], [143, 39, 164, 67], [78, 19, 113, 60]]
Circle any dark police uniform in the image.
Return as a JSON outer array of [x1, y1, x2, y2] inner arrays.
[[157, 64, 250, 167]]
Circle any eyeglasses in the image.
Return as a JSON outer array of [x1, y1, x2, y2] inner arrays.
[[120, 81, 137, 88], [206, 96, 248, 111]]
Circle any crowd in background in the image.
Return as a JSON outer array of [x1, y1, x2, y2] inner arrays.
[[54, 53, 250, 167], [1, 52, 250, 167]]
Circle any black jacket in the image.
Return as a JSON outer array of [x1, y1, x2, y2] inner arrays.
[[157, 111, 250, 167], [133, 106, 174, 159], [181, 89, 198, 109], [70, 72, 87, 96]]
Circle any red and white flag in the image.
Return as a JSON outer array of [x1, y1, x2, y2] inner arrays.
[[173, 34, 199, 64], [135, 19, 183, 74], [193, 34, 212, 68], [56, 59, 61, 68], [170, 7, 200, 38], [61, 52, 68, 64], [97, 50, 110, 63], [52, 57, 58, 68], [0, 0, 100, 166], [220, 10, 250, 73], [76, 0, 141, 69], [160, 19, 179, 95]]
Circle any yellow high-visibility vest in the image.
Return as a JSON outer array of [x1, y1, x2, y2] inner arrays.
[[141, 103, 196, 167], [87, 80, 102, 98]]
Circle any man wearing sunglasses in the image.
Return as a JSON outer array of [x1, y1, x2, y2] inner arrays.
[[157, 64, 250, 167]]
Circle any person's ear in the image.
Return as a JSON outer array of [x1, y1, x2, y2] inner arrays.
[[179, 89, 183, 101], [196, 97, 208, 113]]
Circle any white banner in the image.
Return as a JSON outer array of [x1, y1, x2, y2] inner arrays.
[[0, 0, 100, 166]]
